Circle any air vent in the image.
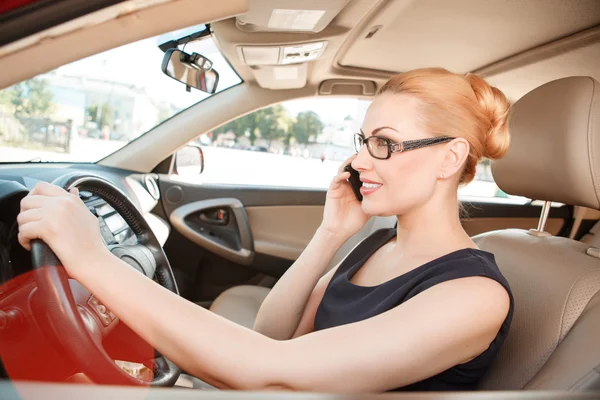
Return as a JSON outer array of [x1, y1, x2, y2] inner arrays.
[[144, 175, 160, 200]]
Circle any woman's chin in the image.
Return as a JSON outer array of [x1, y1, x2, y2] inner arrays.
[[360, 196, 404, 218], [360, 198, 386, 216]]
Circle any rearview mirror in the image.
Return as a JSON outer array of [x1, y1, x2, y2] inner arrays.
[[174, 145, 204, 176], [161, 48, 219, 94]]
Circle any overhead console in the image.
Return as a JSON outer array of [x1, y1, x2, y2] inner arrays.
[[236, 41, 327, 89], [237, 41, 327, 65], [231, 0, 351, 90], [235, 0, 349, 33]]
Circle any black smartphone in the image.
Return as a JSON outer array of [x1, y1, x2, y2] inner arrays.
[[344, 164, 363, 202]]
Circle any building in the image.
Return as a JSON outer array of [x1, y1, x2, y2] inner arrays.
[[43, 72, 177, 140]]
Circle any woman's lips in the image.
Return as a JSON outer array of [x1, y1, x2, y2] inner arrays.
[[360, 182, 383, 196]]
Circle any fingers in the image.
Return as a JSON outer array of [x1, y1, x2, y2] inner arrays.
[[330, 171, 351, 191], [22, 184, 82, 213], [18, 184, 79, 252], [20, 194, 54, 212], [17, 208, 48, 251], [17, 221, 44, 251], [17, 208, 44, 227], [337, 154, 357, 174]]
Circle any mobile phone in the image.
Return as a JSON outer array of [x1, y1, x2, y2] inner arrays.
[[344, 164, 363, 202]]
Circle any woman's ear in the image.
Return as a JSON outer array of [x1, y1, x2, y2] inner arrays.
[[439, 138, 470, 179]]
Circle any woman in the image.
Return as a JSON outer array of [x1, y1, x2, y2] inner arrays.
[[17, 68, 513, 392]]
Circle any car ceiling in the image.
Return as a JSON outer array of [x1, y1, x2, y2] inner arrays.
[[213, 0, 600, 101], [0, 0, 599, 103]]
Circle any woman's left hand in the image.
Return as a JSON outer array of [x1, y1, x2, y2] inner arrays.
[[17, 182, 108, 277]]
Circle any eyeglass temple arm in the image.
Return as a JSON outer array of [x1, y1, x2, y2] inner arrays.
[[399, 137, 454, 152]]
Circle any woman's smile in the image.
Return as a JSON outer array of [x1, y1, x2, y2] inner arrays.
[[360, 178, 383, 196]]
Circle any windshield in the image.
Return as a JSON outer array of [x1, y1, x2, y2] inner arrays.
[[0, 24, 241, 163]]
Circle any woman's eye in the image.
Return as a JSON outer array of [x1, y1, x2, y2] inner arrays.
[[375, 137, 388, 148]]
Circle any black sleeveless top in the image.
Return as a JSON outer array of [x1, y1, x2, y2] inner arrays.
[[314, 228, 514, 391]]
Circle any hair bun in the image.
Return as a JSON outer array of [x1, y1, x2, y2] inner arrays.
[[465, 73, 511, 160]]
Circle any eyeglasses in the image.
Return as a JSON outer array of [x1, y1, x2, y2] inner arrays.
[[353, 133, 455, 160]]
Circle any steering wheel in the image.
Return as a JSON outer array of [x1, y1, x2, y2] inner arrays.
[[29, 172, 180, 386]]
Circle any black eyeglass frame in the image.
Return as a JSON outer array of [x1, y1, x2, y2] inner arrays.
[[354, 133, 455, 160]]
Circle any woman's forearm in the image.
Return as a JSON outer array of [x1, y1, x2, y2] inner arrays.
[[253, 227, 346, 340], [72, 250, 279, 390]]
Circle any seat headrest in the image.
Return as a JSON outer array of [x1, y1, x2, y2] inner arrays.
[[492, 76, 600, 209]]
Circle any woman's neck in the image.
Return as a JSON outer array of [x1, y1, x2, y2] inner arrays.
[[393, 190, 474, 257]]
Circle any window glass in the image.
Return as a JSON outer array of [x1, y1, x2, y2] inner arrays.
[[0, 24, 241, 163], [183, 97, 528, 204]]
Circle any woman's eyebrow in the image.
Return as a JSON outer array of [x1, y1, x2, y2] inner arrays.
[[359, 126, 400, 137]]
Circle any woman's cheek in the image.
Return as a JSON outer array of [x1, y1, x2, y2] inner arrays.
[[389, 173, 437, 214]]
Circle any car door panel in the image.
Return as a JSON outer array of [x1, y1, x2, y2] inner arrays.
[[246, 205, 325, 261], [170, 198, 255, 266], [156, 177, 326, 303]]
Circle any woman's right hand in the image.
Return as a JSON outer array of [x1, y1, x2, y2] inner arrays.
[[320, 155, 370, 240]]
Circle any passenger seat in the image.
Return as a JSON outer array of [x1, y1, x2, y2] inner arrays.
[[209, 216, 397, 328]]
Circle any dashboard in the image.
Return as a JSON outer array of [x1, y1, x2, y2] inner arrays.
[[0, 163, 170, 284]]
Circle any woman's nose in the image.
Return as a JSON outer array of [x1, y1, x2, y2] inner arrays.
[[351, 145, 371, 171]]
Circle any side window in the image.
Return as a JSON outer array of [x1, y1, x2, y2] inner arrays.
[[178, 97, 527, 203], [183, 98, 370, 188]]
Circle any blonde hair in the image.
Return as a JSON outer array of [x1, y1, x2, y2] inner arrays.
[[378, 68, 511, 184]]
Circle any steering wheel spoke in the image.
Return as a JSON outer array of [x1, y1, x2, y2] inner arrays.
[[69, 278, 119, 339]]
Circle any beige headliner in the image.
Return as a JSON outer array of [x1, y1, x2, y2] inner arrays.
[[1, 0, 599, 172]]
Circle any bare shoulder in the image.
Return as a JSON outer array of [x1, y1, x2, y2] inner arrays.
[[422, 276, 511, 326], [455, 276, 510, 309]]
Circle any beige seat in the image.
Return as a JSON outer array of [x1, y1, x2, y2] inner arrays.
[[209, 216, 396, 329], [474, 76, 600, 390], [209, 285, 271, 329]]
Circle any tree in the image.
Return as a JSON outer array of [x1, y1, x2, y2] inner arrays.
[[87, 103, 114, 129], [0, 78, 54, 118], [214, 113, 254, 141], [291, 110, 323, 145], [258, 105, 291, 146], [0, 89, 11, 110], [214, 105, 293, 146], [245, 112, 261, 145]]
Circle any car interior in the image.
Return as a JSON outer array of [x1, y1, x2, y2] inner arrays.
[[0, 0, 600, 398]]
